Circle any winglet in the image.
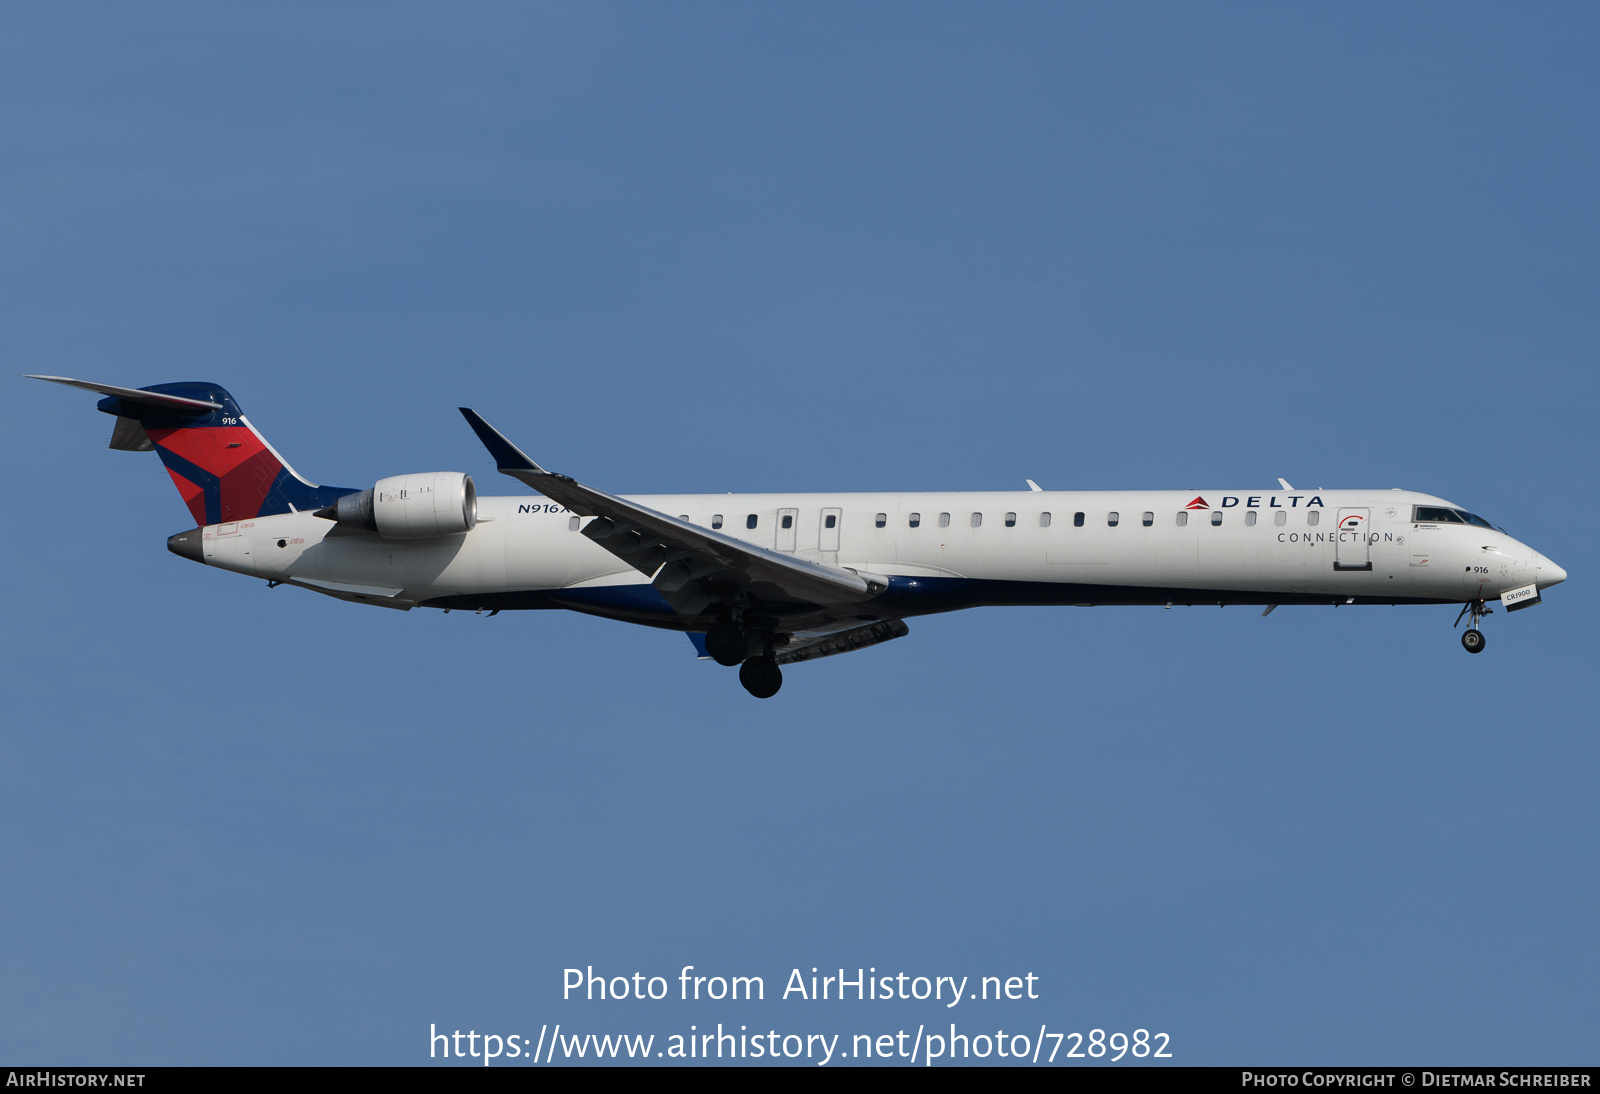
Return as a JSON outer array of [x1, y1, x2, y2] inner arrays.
[[459, 408, 546, 473], [1026, 479, 1043, 492], [1277, 478, 1293, 491]]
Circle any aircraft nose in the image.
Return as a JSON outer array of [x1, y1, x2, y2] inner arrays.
[[1537, 554, 1566, 588]]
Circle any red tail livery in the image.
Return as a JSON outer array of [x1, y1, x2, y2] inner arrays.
[[30, 376, 355, 524]]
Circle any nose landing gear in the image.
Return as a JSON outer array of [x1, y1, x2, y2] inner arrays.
[[1454, 598, 1492, 654]]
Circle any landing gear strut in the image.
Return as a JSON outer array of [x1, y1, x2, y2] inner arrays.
[[739, 655, 783, 699], [1454, 598, 1491, 654], [705, 624, 750, 667]]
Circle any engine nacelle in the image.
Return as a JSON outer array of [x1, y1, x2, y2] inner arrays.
[[332, 472, 478, 539]]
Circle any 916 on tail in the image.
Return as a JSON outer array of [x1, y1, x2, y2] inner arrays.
[[33, 376, 1567, 698]]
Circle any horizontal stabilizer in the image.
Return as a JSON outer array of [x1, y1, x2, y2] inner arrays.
[[28, 375, 222, 411]]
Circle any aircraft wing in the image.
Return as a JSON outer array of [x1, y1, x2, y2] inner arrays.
[[459, 409, 885, 615]]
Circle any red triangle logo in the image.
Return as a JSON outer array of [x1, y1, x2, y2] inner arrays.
[[1184, 496, 1210, 509]]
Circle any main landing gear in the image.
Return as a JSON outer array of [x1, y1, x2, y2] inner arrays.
[[704, 624, 750, 667], [739, 655, 783, 699], [1454, 598, 1491, 654], [707, 622, 784, 697]]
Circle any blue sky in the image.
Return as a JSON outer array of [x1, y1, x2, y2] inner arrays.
[[2, 2, 1595, 1065]]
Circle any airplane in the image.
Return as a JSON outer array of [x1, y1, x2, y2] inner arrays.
[[31, 375, 1568, 698]]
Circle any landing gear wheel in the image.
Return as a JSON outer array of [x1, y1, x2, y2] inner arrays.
[[739, 656, 783, 698], [705, 625, 750, 667], [1454, 599, 1493, 654]]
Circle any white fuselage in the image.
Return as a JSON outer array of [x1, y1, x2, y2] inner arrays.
[[187, 488, 1565, 622]]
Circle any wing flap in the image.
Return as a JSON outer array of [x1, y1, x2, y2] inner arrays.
[[776, 619, 909, 665]]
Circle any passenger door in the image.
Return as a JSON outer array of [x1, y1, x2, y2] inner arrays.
[[1334, 508, 1371, 571]]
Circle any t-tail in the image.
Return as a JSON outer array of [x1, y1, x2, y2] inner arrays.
[[29, 375, 357, 524]]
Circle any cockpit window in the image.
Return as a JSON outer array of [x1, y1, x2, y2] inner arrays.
[[1413, 506, 1463, 524], [1414, 505, 1502, 531]]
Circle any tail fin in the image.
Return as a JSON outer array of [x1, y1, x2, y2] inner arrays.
[[31, 375, 356, 525]]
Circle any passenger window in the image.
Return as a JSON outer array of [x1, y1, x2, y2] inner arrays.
[[1107, 512, 1119, 527], [746, 514, 758, 529], [711, 514, 723, 530], [970, 512, 982, 528], [1307, 510, 1319, 526], [569, 516, 580, 531], [781, 514, 794, 529], [1142, 512, 1153, 526], [1073, 512, 1085, 527], [824, 514, 836, 529], [909, 512, 921, 528], [679, 514, 689, 520], [1245, 511, 1257, 526], [1040, 512, 1051, 527], [939, 513, 951, 528], [1275, 511, 1286, 526], [1005, 512, 1016, 527], [875, 513, 886, 528], [1211, 510, 1223, 526], [1176, 511, 1188, 526]]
